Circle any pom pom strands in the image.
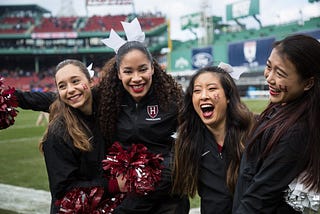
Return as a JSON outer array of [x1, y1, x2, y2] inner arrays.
[[0, 76, 18, 129], [56, 187, 125, 214], [56, 187, 103, 214], [102, 142, 164, 195]]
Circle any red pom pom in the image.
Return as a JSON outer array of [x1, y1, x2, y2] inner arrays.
[[55, 187, 102, 213], [0, 77, 19, 129], [96, 193, 125, 214], [102, 142, 164, 195], [55, 187, 125, 214]]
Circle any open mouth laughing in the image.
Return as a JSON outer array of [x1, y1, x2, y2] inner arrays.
[[201, 104, 214, 118]]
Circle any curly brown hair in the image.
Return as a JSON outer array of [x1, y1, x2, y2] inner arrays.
[[98, 41, 183, 144]]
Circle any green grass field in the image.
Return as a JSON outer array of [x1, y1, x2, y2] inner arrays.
[[0, 99, 269, 211]]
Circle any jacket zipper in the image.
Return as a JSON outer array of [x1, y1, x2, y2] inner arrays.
[[135, 103, 138, 121]]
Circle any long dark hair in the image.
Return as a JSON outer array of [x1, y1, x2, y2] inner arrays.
[[39, 59, 93, 152], [247, 34, 320, 192], [172, 66, 254, 197], [98, 41, 183, 144]]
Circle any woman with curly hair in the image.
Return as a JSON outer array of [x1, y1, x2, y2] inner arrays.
[[97, 40, 189, 213], [172, 66, 255, 214]]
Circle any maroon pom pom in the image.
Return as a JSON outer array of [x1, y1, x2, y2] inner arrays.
[[0, 77, 19, 129], [55, 187, 103, 213], [102, 142, 164, 195], [55, 186, 125, 214]]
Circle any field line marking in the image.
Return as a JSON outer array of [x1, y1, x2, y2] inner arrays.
[[0, 136, 42, 144]]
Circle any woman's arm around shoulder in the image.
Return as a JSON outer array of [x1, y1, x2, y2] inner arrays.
[[15, 90, 56, 112]]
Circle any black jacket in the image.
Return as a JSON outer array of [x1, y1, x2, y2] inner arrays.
[[16, 89, 110, 213], [233, 108, 307, 214], [115, 89, 178, 156], [113, 89, 186, 213], [15, 90, 56, 112], [198, 126, 233, 214]]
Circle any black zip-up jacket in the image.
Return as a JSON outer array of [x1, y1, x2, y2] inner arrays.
[[233, 108, 307, 214], [198, 126, 233, 214], [115, 89, 178, 156], [15, 89, 111, 213], [113, 89, 186, 213]]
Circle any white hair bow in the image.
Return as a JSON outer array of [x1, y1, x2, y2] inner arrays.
[[87, 63, 95, 78], [218, 62, 245, 80], [101, 17, 145, 53]]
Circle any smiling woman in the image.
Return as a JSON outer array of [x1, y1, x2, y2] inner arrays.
[[98, 17, 190, 213], [55, 61, 95, 115], [233, 34, 320, 214], [172, 66, 255, 214], [116, 46, 154, 102], [192, 71, 229, 130], [36, 59, 122, 213], [13, 59, 129, 213]]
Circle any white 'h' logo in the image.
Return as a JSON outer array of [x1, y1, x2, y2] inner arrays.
[[147, 105, 158, 118]]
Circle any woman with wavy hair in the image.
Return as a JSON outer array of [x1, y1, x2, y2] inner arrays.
[[19, 59, 127, 213], [172, 66, 255, 214]]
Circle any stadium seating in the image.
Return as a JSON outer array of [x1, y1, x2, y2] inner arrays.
[[81, 15, 127, 32], [33, 17, 78, 33], [0, 16, 34, 33]]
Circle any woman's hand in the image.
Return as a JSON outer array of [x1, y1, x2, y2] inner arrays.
[[116, 174, 128, 192]]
